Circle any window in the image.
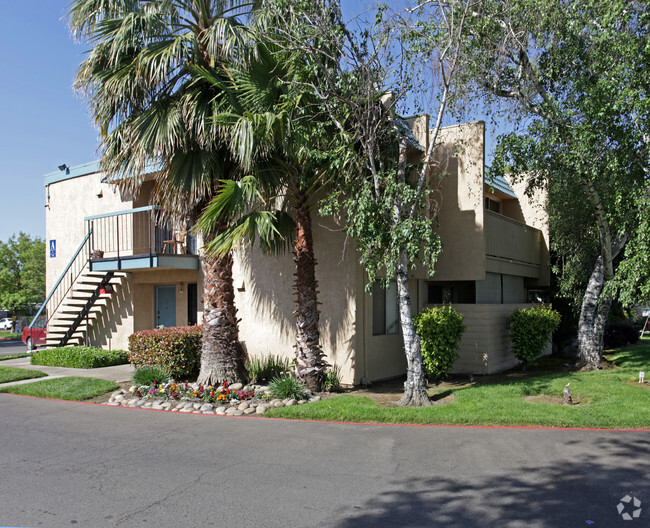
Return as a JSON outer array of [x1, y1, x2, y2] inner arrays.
[[484, 196, 501, 213], [372, 282, 400, 335]]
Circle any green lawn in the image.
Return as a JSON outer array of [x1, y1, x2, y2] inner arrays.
[[0, 331, 21, 339], [0, 366, 47, 384], [267, 340, 650, 429], [0, 377, 119, 401], [0, 353, 29, 361]]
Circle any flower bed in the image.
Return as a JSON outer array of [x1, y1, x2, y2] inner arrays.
[[105, 380, 322, 415]]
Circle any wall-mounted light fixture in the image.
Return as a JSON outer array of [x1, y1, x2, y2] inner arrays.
[[178, 283, 184, 293], [58, 164, 70, 175]]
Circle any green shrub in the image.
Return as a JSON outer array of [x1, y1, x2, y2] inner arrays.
[[322, 364, 342, 392], [268, 374, 308, 400], [128, 326, 201, 380], [508, 305, 561, 366], [245, 354, 291, 384], [132, 365, 171, 386], [31, 346, 129, 368], [414, 306, 465, 380]]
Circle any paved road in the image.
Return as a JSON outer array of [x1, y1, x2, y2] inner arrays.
[[0, 395, 647, 527], [0, 339, 27, 356]]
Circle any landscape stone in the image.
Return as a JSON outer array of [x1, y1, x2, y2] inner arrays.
[[310, 396, 321, 402], [229, 383, 243, 391], [200, 403, 214, 412], [256, 405, 267, 414], [286, 399, 297, 406], [237, 402, 249, 411], [274, 401, 285, 408]]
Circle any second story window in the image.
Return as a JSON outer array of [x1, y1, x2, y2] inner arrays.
[[484, 196, 501, 214]]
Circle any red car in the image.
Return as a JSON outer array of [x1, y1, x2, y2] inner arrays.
[[22, 317, 47, 352]]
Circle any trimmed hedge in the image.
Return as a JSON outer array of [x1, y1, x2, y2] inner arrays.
[[128, 326, 201, 380], [508, 305, 561, 366], [31, 346, 129, 369], [414, 306, 465, 380]]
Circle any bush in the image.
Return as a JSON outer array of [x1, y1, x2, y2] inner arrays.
[[245, 354, 291, 384], [31, 346, 129, 368], [128, 326, 201, 380], [268, 374, 308, 400], [508, 305, 561, 366], [132, 365, 171, 386], [604, 322, 640, 349], [322, 364, 342, 392], [414, 306, 465, 380]]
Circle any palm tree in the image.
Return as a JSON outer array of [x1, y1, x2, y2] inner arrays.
[[69, 0, 261, 385], [194, 43, 334, 390]]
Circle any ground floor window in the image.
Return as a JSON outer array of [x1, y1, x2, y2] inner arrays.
[[372, 282, 399, 335]]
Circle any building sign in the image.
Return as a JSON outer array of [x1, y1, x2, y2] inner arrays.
[[49, 240, 56, 258]]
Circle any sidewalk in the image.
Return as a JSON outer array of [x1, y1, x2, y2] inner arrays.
[[0, 357, 134, 388]]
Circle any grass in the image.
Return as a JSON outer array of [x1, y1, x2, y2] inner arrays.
[[0, 331, 21, 339], [266, 339, 650, 429], [31, 346, 129, 369], [0, 377, 119, 401], [0, 353, 29, 361], [0, 366, 47, 384]]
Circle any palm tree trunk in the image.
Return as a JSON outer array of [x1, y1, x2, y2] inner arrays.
[[197, 232, 247, 386], [293, 193, 327, 391]]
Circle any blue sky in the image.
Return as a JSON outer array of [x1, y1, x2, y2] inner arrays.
[[0, 0, 491, 243]]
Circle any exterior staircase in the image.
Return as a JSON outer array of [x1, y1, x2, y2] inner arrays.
[[30, 228, 127, 349], [45, 269, 127, 347]]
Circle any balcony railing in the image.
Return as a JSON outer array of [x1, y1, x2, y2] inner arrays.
[[484, 210, 542, 267], [85, 206, 198, 260]]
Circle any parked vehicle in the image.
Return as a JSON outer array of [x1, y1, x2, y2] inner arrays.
[[0, 318, 12, 331], [22, 318, 47, 352]]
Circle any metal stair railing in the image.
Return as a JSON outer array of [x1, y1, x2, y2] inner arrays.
[[57, 272, 115, 347], [29, 228, 93, 333]]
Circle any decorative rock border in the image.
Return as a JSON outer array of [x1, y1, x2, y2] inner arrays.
[[103, 388, 322, 416]]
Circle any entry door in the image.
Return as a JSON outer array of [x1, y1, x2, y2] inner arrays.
[[154, 285, 176, 328]]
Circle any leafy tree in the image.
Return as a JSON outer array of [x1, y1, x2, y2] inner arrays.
[[69, 0, 262, 384], [464, 0, 649, 369], [256, 0, 474, 405], [0, 233, 46, 317]]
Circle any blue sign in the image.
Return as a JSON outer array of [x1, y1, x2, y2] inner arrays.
[[49, 240, 56, 258]]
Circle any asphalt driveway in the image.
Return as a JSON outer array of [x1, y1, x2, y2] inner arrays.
[[0, 395, 647, 527]]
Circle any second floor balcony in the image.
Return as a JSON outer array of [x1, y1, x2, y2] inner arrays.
[[85, 206, 199, 271], [484, 210, 547, 278]]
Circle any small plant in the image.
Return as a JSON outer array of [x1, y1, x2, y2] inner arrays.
[[414, 306, 465, 380], [31, 346, 129, 368], [245, 354, 292, 384], [322, 364, 342, 392], [508, 305, 561, 367], [132, 365, 170, 387], [268, 374, 308, 400]]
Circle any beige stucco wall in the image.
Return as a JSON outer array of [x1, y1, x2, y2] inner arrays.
[[233, 215, 360, 386], [428, 121, 486, 281], [45, 172, 134, 290], [506, 175, 551, 286]]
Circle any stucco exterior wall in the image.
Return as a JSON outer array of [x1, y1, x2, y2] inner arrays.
[[506, 175, 551, 286], [45, 172, 134, 291], [428, 121, 486, 281], [233, 216, 360, 386]]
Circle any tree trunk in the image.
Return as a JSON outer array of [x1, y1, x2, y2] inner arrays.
[[396, 251, 431, 407], [576, 256, 613, 370], [197, 234, 247, 386], [293, 195, 327, 392]]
